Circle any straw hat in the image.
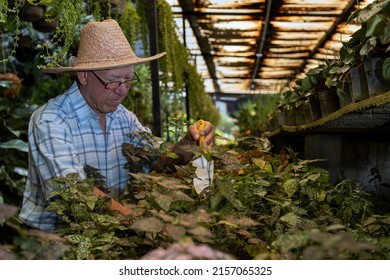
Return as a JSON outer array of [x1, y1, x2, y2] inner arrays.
[[43, 19, 166, 73]]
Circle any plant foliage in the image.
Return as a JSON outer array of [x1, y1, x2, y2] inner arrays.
[[3, 134, 388, 260]]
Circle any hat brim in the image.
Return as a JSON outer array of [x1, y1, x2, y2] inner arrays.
[[42, 52, 166, 74]]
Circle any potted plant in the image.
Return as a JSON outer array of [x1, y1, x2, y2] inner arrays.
[[274, 89, 301, 127], [343, 0, 390, 97], [324, 59, 352, 107], [300, 62, 341, 118]]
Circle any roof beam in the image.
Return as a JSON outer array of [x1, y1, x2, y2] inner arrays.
[[250, 0, 273, 88], [293, 0, 358, 79], [178, 0, 221, 93]]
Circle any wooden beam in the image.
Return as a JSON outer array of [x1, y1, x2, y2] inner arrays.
[[148, 0, 162, 137]]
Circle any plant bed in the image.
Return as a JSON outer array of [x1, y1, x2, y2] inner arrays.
[[3, 135, 390, 260]]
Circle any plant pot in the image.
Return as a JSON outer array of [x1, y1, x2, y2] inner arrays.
[[19, 4, 44, 22], [285, 109, 296, 126], [0, 73, 22, 99], [267, 116, 278, 132], [364, 57, 390, 97], [348, 66, 369, 102], [276, 110, 287, 127], [8, 0, 26, 8], [303, 103, 312, 124], [318, 90, 340, 117], [338, 82, 353, 108], [295, 106, 306, 126], [308, 94, 322, 121], [14, 35, 38, 62], [33, 18, 59, 33]]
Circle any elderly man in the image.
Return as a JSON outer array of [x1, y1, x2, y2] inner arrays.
[[19, 19, 214, 232]]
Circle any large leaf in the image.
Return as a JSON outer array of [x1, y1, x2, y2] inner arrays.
[[272, 230, 313, 253], [0, 139, 28, 152], [383, 57, 390, 82], [152, 192, 172, 211], [357, 4, 383, 23], [252, 158, 273, 172], [130, 217, 164, 233], [283, 178, 300, 198], [218, 179, 244, 210], [280, 212, 301, 226], [380, 21, 390, 44], [359, 37, 377, 56], [366, 14, 386, 37]]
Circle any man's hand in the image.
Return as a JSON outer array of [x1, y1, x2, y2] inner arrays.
[[186, 120, 215, 149], [152, 120, 215, 172]]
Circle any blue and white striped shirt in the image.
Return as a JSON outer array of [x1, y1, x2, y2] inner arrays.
[[19, 82, 153, 231]]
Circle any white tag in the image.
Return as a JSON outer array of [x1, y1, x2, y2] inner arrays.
[[192, 155, 214, 194]]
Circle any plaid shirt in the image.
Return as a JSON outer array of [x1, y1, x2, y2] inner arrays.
[[19, 82, 153, 231]]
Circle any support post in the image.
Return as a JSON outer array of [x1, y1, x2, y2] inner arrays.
[[148, 0, 162, 137]]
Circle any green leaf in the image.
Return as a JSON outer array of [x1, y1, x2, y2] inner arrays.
[[272, 230, 312, 253], [357, 5, 382, 23], [383, 57, 390, 82], [359, 37, 377, 56], [218, 179, 244, 210], [252, 158, 273, 172], [0, 139, 28, 152], [380, 22, 390, 44], [307, 173, 321, 181], [14, 166, 28, 176], [166, 151, 180, 159], [67, 234, 83, 244], [283, 178, 300, 198], [0, 81, 12, 88], [91, 214, 120, 227], [280, 212, 300, 226], [301, 76, 313, 92], [76, 238, 91, 260]]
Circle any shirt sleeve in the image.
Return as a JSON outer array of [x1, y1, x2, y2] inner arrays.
[[125, 109, 163, 149], [30, 114, 86, 200]]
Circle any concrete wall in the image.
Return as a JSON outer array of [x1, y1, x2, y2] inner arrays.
[[304, 134, 390, 198]]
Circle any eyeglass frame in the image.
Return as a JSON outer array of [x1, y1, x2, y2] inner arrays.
[[90, 71, 140, 90]]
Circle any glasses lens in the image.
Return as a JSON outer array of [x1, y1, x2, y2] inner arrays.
[[101, 73, 139, 90], [105, 82, 121, 90]]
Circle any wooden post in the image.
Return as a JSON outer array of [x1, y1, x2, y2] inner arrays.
[[183, 14, 190, 121], [148, 0, 162, 137]]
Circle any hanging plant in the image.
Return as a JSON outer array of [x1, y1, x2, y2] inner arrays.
[[135, 0, 150, 54], [0, 0, 22, 64], [0, 73, 22, 99], [186, 63, 220, 125], [157, 0, 187, 92], [118, 1, 140, 46], [37, 0, 85, 69]]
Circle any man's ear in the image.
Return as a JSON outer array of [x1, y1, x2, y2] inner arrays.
[[77, 71, 88, 85]]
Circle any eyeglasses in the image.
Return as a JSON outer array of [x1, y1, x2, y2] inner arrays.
[[91, 71, 140, 90]]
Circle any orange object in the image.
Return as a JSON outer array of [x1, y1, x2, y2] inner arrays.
[[93, 187, 132, 216], [196, 119, 206, 146]]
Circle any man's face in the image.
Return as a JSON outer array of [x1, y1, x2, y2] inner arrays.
[[80, 65, 136, 114]]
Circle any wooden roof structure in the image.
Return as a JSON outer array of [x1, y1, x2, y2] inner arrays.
[[168, 0, 374, 95]]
